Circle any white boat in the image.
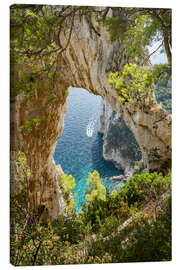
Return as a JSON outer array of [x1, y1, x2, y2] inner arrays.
[[86, 120, 96, 137]]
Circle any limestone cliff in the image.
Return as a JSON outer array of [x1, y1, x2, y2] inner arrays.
[[11, 77, 69, 220], [11, 7, 172, 220], [99, 100, 141, 175]]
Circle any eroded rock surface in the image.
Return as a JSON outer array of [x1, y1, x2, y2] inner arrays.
[[11, 77, 69, 220], [99, 100, 141, 175]]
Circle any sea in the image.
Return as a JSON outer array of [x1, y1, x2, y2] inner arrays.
[[54, 87, 124, 212]]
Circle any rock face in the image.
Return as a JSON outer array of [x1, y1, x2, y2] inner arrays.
[[11, 8, 172, 220], [99, 100, 142, 175], [11, 78, 69, 220]]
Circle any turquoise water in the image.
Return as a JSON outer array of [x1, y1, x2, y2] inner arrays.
[[54, 87, 124, 212]]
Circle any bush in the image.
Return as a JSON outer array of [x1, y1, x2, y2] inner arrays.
[[59, 174, 76, 214], [119, 204, 171, 262], [155, 80, 172, 113], [52, 215, 85, 244], [11, 155, 171, 266], [120, 172, 171, 207], [81, 198, 109, 233], [81, 172, 171, 235], [85, 193, 171, 263], [85, 170, 106, 202], [99, 216, 119, 237]]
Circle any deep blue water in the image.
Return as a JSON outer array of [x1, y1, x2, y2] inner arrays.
[[54, 87, 124, 212]]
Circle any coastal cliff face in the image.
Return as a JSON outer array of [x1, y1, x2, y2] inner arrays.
[[99, 100, 141, 175], [11, 9, 172, 219]]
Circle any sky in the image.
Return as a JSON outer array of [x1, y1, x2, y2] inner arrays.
[[148, 41, 168, 65]]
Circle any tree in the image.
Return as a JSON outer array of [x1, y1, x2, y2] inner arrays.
[[59, 174, 76, 214], [85, 170, 106, 202], [103, 7, 171, 105], [104, 8, 171, 65]]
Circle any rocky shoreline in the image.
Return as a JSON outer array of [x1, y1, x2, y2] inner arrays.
[[110, 171, 133, 183]]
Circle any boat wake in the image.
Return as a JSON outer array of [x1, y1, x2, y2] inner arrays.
[[86, 119, 97, 137]]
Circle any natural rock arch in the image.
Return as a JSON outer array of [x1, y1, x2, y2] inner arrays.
[[11, 13, 171, 220]]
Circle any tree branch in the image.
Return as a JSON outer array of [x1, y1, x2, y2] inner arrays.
[[32, 241, 42, 265], [141, 42, 163, 65], [97, 7, 110, 22]]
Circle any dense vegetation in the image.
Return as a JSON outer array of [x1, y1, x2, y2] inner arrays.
[[105, 8, 171, 104], [10, 152, 171, 265]]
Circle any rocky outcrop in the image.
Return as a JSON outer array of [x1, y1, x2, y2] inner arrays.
[[11, 7, 172, 219], [99, 100, 141, 175], [110, 173, 132, 183]]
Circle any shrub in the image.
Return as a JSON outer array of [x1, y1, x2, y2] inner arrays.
[[85, 193, 171, 263], [85, 170, 106, 202], [120, 172, 171, 207], [59, 174, 76, 214], [99, 215, 119, 237], [81, 198, 109, 233], [52, 215, 85, 244]]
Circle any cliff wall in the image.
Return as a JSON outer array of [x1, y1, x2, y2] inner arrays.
[[99, 100, 141, 175]]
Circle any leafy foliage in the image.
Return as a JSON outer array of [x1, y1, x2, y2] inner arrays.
[[10, 153, 172, 265], [10, 152, 80, 265], [10, 5, 77, 99], [108, 64, 155, 104], [133, 159, 145, 174], [85, 170, 106, 202], [104, 8, 171, 64], [102, 16, 128, 41], [81, 172, 171, 235], [20, 116, 42, 133], [85, 200, 171, 263], [123, 14, 163, 60], [105, 8, 171, 104], [10, 5, 61, 99], [59, 174, 76, 214], [10, 5, 60, 64], [120, 172, 171, 207], [51, 215, 85, 244]]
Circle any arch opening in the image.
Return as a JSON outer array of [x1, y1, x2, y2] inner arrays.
[[53, 87, 124, 212]]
